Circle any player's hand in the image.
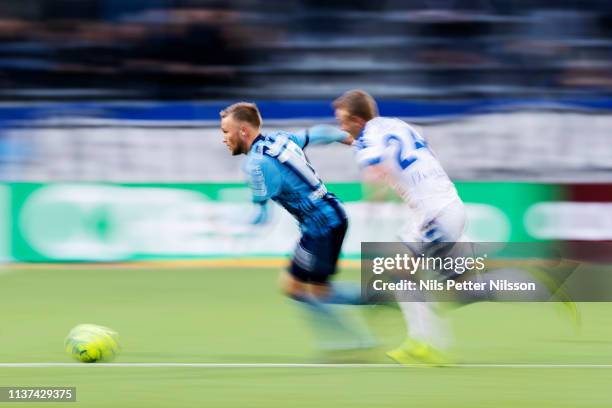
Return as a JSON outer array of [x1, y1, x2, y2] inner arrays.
[[362, 164, 388, 183], [250, 201, 270, 226], [341, 134, 355, 145]]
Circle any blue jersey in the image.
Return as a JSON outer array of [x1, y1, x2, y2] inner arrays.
[[243, 131, 347, 236]]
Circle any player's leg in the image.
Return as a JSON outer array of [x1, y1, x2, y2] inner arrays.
[[388, 200, 466, 364], [281, 221, 374, 350], [280, 271, 374, 351]]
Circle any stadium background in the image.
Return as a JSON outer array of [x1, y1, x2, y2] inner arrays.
[[1, 0, 612, 262], [0, 1, 612, 407]]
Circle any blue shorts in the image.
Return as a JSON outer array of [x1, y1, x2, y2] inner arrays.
[[289, 219, 348, 284]]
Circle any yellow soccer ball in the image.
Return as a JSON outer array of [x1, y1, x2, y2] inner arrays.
[[65, 324, 120, 363]]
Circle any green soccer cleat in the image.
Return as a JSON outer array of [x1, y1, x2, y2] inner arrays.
[[524, 265, 581, 329], [386, 338, 454, 366]]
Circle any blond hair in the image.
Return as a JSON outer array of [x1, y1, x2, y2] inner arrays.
[[220, 102, 262, 128]]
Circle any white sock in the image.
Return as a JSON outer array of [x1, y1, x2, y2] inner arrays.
[[397, 299, 451, 350]]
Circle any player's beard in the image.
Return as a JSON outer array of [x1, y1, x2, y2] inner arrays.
[[232, 139, 245, 155]]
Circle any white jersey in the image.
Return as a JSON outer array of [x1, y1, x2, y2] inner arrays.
[[353, 117, 460, 221]]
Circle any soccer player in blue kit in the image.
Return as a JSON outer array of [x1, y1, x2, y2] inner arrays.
[[219, 102, 373, 351]]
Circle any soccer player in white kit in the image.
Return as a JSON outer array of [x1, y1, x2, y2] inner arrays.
[[333, 89, 466, 364]]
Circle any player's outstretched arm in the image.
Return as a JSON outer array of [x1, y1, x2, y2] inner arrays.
[[301, 124, 352, 147]]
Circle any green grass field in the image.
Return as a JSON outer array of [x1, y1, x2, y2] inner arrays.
[[1, 263, 612, 407]]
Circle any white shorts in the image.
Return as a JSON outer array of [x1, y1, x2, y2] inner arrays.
[[398, 199, 466, 246]]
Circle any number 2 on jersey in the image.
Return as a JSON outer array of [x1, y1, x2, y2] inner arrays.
[[384, 131, 427, 170]]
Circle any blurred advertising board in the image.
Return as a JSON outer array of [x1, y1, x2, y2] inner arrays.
[[5, 181, 601, 263]]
